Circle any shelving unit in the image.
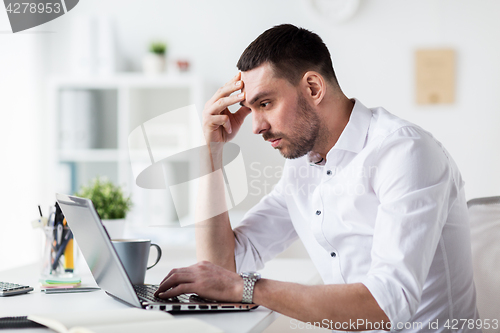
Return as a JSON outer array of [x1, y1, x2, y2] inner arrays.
[[47, 73, 206, 227]]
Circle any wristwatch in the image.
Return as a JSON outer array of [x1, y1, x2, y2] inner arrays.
[[239, 271, 261, 303]]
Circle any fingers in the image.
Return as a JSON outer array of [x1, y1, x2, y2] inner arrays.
[[158, 267, 186, 285], [154, 262, 243, 302], [208, 114, 232, 134], [207, 73, 242, 106], [206, 92, 245, 117], [159, 270, 174, 286], [155, 271, 194, 297], [157, 283, 195, 299]]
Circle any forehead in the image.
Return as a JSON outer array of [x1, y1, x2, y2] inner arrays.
[[241, 63, 291, 100]]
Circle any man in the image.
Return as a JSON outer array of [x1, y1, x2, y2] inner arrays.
[[155, 24, 479, 332]]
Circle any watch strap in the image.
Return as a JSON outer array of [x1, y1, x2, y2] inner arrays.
[[240, 272, 260, 303]]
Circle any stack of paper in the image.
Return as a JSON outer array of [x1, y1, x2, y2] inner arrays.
[[40, 276, 81, 289]]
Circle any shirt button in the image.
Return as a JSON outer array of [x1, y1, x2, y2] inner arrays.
[[330, 252, 337, 258], [326, 170, 332, 176], [316, 210, 321, 215]]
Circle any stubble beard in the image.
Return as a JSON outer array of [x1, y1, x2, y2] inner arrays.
[[264, 93, 322, 160]]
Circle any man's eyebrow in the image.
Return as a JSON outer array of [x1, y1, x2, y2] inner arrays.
[[240, 91, 272, 108]]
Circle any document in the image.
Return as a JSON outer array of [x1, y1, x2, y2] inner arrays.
[[28, 308, 223, 333]]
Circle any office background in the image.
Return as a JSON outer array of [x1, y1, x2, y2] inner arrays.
[[1, 0, 499, 272]]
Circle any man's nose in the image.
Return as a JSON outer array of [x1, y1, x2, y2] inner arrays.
[[252, 111, 269, 135]]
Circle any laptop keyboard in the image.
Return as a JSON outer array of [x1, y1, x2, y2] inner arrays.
[[133, 285, 216, 304], [134, 284, 184, 303]]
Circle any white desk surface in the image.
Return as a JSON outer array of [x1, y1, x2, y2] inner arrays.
[[0, 257, 320, 333]]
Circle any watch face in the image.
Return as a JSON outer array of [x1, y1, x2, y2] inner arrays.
[[241, 271, 261, 280]]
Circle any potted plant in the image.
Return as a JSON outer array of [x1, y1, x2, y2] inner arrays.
[[76, 177, 132, 238], [142, 41, 167, 74]]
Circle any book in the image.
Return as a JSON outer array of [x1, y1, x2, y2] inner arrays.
[[28, 308, 223, 333]]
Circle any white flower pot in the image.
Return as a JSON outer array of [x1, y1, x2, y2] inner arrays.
[[142, 53, 166, 74], [102, 219, 126, 239]]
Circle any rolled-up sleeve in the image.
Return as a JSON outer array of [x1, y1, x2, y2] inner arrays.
[[359, 126, 460, 329], [234, 177, 298, 272]]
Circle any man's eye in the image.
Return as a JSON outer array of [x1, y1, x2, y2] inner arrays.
[[260, 102, 270, 108]]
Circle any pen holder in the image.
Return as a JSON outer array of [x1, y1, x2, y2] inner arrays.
[[41, 226, 78, 279]]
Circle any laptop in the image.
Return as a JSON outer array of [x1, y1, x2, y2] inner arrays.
[[56, 193, 258, 313]]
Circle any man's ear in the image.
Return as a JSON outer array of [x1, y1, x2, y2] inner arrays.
[[301, 71, 326, 106]]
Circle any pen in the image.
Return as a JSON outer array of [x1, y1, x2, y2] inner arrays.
[[51, 230, 72, 270], [42, 287, 100, 294], [31, 206, 48, 228]]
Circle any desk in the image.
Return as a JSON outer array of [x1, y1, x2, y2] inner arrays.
[[0, 258, 320, 333]]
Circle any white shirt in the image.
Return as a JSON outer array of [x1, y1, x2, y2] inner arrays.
[[234, 99, 480, 332]]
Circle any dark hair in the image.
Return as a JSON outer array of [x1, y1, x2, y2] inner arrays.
[[237, 24, 338, 86]]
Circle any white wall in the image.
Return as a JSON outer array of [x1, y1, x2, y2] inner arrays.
[[331, 0, 500, 201], [0, 11, 47, 270], [2, 0, 500, 270]]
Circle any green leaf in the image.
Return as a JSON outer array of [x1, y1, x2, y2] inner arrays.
[[75, 177, 132, 220]]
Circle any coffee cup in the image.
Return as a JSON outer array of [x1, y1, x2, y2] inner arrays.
[[111, 239, 162, 285]]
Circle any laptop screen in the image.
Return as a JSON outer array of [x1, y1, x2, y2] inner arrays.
[[56, 193, 141, 308]]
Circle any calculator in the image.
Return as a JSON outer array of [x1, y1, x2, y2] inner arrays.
[[0, 282, 34, 296]]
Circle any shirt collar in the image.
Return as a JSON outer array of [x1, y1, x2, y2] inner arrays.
[[307, 98, 372, 165], [307, 151, 326, 166]]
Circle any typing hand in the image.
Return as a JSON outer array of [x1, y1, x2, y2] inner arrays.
[[154, 261, 243, 303]]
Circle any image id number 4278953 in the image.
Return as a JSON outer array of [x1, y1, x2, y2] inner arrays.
[[6, 2, 61, 14], [444, 319, 498, 330]]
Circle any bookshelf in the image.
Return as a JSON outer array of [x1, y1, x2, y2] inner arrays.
[[47, 73, 206, 227]]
